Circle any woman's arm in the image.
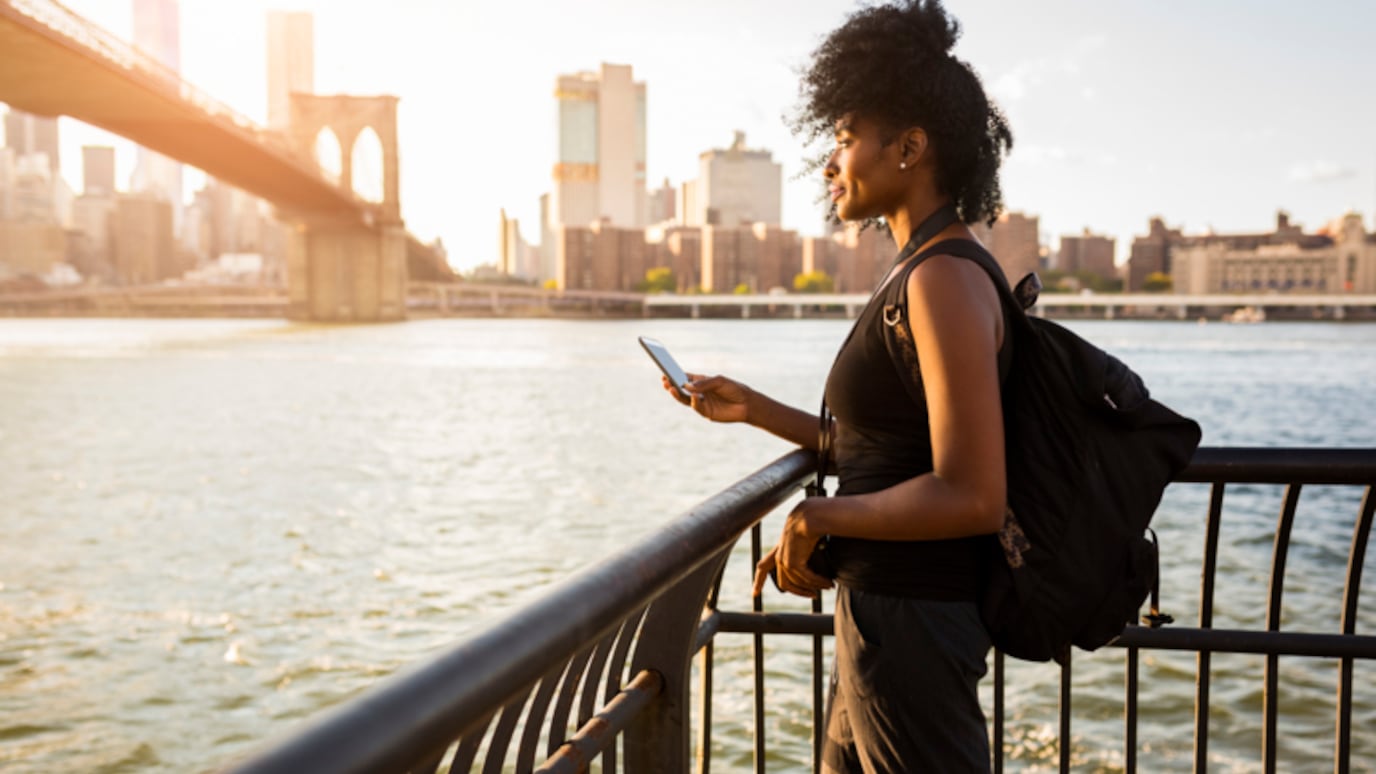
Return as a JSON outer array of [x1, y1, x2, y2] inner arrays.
[[666, 373, 822, 451], [762, 254, 1006, 596]]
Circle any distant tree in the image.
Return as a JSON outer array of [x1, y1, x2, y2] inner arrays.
[[733, 282, 752, 295], [636, 266, 676, 294], [793, 270, 834, 294], [1143, 272, 1173, 293], [1041, 268, 1123, 294]]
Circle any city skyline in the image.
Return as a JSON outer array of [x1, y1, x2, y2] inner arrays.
[[12, 0, 1376, 272]]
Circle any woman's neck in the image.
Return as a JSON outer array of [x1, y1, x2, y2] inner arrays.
[[885, 195, 954, 251]]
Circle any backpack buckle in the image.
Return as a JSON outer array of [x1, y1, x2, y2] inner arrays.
[[1142, 608, 1174, 628]]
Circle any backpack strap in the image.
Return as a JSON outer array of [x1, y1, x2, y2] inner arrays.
[[879, 238, 1029, 408]]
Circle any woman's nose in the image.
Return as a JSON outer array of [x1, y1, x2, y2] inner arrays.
[[823, 150, 839, 178]]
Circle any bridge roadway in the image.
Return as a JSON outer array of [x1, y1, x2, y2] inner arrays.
[[0, 0, 360, 216]]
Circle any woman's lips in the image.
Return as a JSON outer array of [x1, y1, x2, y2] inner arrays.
[[829, 186, 844, 201]]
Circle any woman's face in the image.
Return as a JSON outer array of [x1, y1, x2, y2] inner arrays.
[[824, 114, 905, 222]]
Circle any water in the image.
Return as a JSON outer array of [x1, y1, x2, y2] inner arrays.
[[0, 318, 1374, 772]]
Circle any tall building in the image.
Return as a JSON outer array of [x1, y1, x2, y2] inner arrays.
[[550, 63, 646, 230], [130, 0, 184, 214], [1057, 229, 1116, 280], [112, 193, 178, 284], [12, 154, 56, 223], [1126, 217, 1182, 291], [646, 178, 676, 226], [555, 221, 648, 291], [498, 208, 537, 279], [0, 148, 14, 221], [662, 226, 702, 292], [972, 211, 1040, 284], [698, 223, 802, 293], [3, 111, 60, 175], [266, 11, 314, 131], [688, 132, 782, 228], [82, 146, 116, 196]]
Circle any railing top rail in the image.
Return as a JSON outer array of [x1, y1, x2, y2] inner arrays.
[[225, 449, 815, 774], [1179, 447, 1376, 485]]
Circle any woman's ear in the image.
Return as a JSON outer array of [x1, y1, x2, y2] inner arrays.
[[901, 127, 929, 168]]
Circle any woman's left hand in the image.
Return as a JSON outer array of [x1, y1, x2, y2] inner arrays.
[[753, 499, 834, 598]]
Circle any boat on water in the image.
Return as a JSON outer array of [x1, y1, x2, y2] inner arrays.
[[1224, 305, 1267, 323]]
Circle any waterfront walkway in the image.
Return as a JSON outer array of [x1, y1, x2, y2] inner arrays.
[[4, 283, 1376, 321]]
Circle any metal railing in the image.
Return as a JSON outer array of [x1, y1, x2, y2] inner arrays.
[[224, 447, 1376, 773]]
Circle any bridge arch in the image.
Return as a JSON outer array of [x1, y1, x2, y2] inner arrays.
[[313, 126, 343, 185], [350, 126, 385, 203], [288, 94, 401, 220]]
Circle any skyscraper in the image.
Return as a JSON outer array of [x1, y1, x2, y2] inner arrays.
[[3, 110, 59, 175], [266, 11, 314, 131], [82, 146, 116, 196], [550, 63, 646, 230], [688, 131, 782, 227], [130, 0, 183, 213]]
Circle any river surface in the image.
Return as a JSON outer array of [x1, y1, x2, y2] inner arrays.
[[1, 318, 1374, 772]]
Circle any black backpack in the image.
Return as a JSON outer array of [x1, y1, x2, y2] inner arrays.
[[881, 238, 1202, 664]]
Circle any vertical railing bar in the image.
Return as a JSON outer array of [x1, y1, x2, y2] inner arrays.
[[1196, 481, 1226, 774], [751, 522, 766, 774], [1059, 651, 1072, 773], [545, 645, 597, 758], [1126, 646, 1139, 774], [513, 662, 572, 774], [698, 638, 715, 774], [574, 627, 622, 735], [699, 563, 726, 774], [1264, 484, 1303, 774], [812, 592, 824, 774], [1336, 486, 1374, 774], [602, 605, 648, 774], [446, 710, 495, 774], [993, 650, 1004, 774], [480, 688, 536, 774]]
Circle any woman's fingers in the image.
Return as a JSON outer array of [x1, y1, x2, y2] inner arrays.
[[752, 548, 777, 597], [661, 375, 690, 405], [777, 562, 832, 598], [756, 546, 833, 599]]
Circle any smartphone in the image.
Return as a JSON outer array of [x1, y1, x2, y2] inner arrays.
[[639, 336, 692, 401]]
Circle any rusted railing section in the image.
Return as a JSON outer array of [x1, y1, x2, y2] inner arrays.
[[225, 448, 1376, 773]]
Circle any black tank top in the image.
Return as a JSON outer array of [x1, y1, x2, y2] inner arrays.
[[823, 241, 1012, 600]]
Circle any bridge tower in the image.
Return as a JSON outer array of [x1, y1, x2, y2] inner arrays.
[[284, 94, 406, 321]]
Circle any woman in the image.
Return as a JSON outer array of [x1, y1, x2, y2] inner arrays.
[[665, 1, 1014, 771]]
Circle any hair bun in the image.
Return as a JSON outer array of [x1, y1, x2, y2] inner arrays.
[[897, 0, 961, 56]]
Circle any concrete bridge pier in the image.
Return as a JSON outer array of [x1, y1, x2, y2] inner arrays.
[[285, 216, 407, 322]]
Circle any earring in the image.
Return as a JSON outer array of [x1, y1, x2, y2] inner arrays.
[[899, 162, 907, 170]]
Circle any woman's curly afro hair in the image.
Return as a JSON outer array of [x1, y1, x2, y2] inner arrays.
[[793, 0, 1013, 226]]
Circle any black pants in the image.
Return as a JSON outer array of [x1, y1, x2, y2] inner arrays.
[[823, 587, 992, 773]]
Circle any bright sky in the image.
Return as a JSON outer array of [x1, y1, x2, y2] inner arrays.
[[20, 0, 1376, 271]]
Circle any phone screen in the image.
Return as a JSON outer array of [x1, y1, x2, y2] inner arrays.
[[639, 336, 691, 399]]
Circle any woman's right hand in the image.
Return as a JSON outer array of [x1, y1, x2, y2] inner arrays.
[[663, 372, 752, 424]]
